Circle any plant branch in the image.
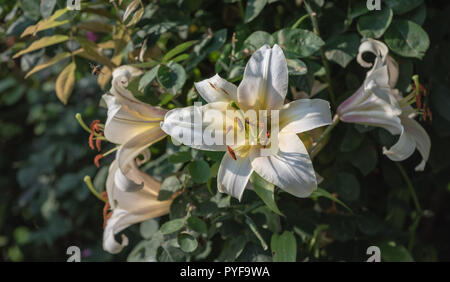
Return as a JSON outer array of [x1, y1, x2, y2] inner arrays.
[[304, 0, 336, 107]]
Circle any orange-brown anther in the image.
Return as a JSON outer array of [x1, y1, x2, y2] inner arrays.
[[227, 145, 237, 160], [88, 133, 95, 150], [94, 154, 104, 168], [101, 191, 112, 229], [96, 132, 103, 152], [89, 120, 101, 132]]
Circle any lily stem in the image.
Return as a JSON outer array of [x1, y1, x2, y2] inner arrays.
[[304, 0, 336, 107], [395, 162, 422, 251], [308, 114, 340, 155]]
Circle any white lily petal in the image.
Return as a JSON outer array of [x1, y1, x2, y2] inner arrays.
[[117, 127, 167, 190], [357, 38, 389, 70], [103, 161, 172, 254], [251, 133, 317, 198], [382, 127, 416, 162], [365, 66, 400, 111], [103, 209, 130, 254], [401, 115, 431, 171], [217, 152, 254, 201], [102, 94, 164, 144], [238, 44, 288, 110], [194, 74, 238, 103], [279, 99, 332, 134], [161, 102, 231, 151], [110, 67, 167, 120], [357, 38, 399, 88]]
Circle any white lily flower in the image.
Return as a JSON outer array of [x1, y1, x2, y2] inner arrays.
[[103, 159, 173, 254], [337, 39, 430, 171], [101, 66, 168, 192], [161, 45, 332, 200]]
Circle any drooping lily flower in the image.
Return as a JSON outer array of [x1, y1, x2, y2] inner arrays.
[[337, 39, 430, 171], [101, 66, 168, 191], [161, 44, 332, 200], [103, 159, 173, 254]]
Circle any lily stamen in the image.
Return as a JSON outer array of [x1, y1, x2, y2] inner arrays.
[[94, 154, 104, 168]]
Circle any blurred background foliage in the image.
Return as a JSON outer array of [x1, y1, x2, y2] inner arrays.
[[0, 0, 450, 262]]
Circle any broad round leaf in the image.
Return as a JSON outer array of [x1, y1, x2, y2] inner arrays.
[[178, 233, 198, 253]]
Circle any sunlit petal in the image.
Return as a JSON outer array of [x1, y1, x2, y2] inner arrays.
[[238, 44, 288, 110], [251, 133, 317, 197], [195, 74, 238, 103]]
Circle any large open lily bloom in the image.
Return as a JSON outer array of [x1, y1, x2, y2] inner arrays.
[[161, 44, 332, 200], [103, 159, 173, 254], [102, 66, 168, 191], [337, 39, 430, 171]]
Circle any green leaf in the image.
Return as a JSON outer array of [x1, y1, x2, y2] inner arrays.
[[286, 58, 308, 75], [140, 219, 159, 239], [217, 236, 247, 262], [55, 62, 76, 105], [384, 20, 430, 59], [160, 218, 185, 235], [187, 160, 210, 184], [139, 65, 160, 92], [245, 0, 268, 23], [40, 0, 56, 18], [385, 0, 423, 15], [379, 241, 414, 262], [273, 28, 324, 58], [357, 7, 393, 38], [12, 35, 69, 59], [250, 173, 283, 216], [77, 37, 116, 69], [187, 29, 227, 70], [178, 233, 198, 253], [158, 175, 183, 201], [25, 52, 71, 78], [324, 33, 360, 68], [157, 63, 186, 95], [348, 1, 371, 20], [310, 188, 353, 213], [336, 172, 360, 202], [187, 216, 207, 234], [271, 231, 297, 262], [163, 40, 197, 62], [349, 143, 378, 176], [168, 151, 192, 164], [19, 0, 41, 20], [243, 31, 274, 52]]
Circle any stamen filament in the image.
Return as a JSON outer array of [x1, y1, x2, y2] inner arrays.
[[83, 176, 107, 203]]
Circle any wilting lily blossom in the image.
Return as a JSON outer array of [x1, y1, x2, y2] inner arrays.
[[161, 44, 332, 200], [103, 159, 173, 254], [337, 39, 430, 171], [102, 66, 168, 192]]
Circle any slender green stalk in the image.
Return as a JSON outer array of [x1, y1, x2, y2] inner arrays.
[[75, 113, 107, 140], [304, 0, 336, 107], [308, 114, 340, 154], [83, 176, 106, 203], [291, 14, 309, 29], [395, 162, 423, 251]]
